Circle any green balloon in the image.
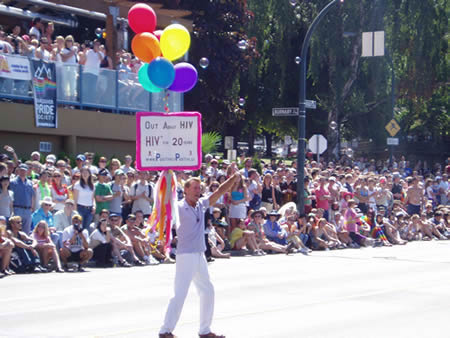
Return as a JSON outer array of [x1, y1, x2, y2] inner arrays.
[[138, 63, 163, 93]]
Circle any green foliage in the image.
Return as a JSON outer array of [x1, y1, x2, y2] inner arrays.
[[202, 131, 222, 156]]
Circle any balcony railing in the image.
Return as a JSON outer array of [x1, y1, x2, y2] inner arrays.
[[0, 54, 183, 114]]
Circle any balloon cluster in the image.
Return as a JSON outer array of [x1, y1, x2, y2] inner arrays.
[[128, 3, 198, 94]]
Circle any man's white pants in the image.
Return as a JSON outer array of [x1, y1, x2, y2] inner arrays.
[[160, 252, 214, 335]]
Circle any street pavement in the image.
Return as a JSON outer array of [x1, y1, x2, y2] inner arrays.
[[1, 240, 450, 338]]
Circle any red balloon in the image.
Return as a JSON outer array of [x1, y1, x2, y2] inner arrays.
[[153, 30, 163, 41], [128, 4, 157, 34]]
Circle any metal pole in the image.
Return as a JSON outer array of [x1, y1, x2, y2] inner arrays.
[[386, 50, 395, 166], [297, 0, 341, 213], [317, 136, 320, 164]]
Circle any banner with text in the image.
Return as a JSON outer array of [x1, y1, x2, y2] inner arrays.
[[31, 60, 57, 128], [136, 112, 202, 171], [0, 54, 31, 80]]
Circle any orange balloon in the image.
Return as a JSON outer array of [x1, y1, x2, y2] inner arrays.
[[131, 33, 160, 63]]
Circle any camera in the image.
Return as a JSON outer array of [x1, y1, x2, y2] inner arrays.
[[73, 223, 83, 233]]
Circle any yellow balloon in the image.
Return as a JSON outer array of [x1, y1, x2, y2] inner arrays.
[[160, 24, 191, 61]]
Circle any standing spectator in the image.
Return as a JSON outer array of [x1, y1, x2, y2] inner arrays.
[[228, 174, 249, 234], [94, 169, 115, 221], [9, 164, 35, 234], [60, 35, 78, 101], [109, 169, 126, 215], [0, 216, 14, 275], [280, 171, 298, 205], [35, 37, 51, 60], [50, 170, 69, 212], [121, 155, 135, 174], [43, 22, 54, 48], [438, 174, 448, 205], [60, 214, 93, 272], [72, 154, 86, 175], [32, 220, 63, 272], [315, 176, 332, 221], [247, 169, 262, 210], [31, 196, 54, 232], [0, 175, 13, 218], [29, 17, 43, 41], [406, 177, 425, 216], [73, 167, 95, 232], [130, 171, 153, 218], [261, 173, 275, 212], [33, 169, 51, 210], [240, 157, 253, 178], [89, 218, 113, 267], [82, 39, 103, 103]]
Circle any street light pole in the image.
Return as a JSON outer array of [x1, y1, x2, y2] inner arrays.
[[386, 50, 396, 166], [297, 0, 342, 214]]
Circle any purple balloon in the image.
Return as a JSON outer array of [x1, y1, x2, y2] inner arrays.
[[168, 62, 198, 93]]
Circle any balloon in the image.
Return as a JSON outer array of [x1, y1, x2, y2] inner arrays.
[[160, 24, 191, 61], [148, 57, 175, 89], [131, 33, 160, 63], [95, 27, 102, 38], [128, 4, 157, 34], [153, 30, 163, 41], [169, 63, 198, 93], [199, 57, 209, 69], [138, 64, 162, 93]]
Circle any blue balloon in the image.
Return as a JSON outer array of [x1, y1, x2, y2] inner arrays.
[[147, 57, 175, 89]]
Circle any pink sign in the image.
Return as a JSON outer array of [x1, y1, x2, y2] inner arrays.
[[136, 112, 202, 171]]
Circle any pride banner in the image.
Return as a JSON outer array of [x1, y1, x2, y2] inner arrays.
[[0, 54, 31, 80], [31, 60, 57, 128]]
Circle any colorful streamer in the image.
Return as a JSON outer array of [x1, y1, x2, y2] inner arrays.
[[146, 170, 178, 251]]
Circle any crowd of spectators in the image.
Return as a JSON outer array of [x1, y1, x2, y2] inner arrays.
[[0, 144, 449, 277], [0, 18, 145, 107]]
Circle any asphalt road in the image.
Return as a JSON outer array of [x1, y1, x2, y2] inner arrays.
[[1, 241, 450, 338]]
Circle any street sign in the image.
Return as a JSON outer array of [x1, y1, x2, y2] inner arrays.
[[387, 137, 399, 146], [305, 100, 317, 109], [272, 107, 299, 116], [284, 135, 292, 145], [385, 119, 401, 137], [308, 134, 327, 155], [224, 136, 234, 150]]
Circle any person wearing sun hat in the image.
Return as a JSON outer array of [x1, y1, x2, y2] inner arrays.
[[263, 210, 288, 245], [31, 196, 54, 232]]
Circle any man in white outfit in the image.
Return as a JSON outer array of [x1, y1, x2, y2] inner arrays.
[[159, 173, 239, 338]]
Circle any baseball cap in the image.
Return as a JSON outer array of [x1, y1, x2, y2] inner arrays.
[[98, 168, 108, 176], [76, 154, 86, 161], [18, 163, 29, 170], [109, 213, 120, 218]]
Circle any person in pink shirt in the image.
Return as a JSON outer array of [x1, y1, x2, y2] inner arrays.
[[344, 200, 373, 247], [315, 176, 332, 220]]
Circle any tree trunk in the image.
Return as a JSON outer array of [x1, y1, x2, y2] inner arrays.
[[264, 131, 273, 158], [328, 1, 364, 160]]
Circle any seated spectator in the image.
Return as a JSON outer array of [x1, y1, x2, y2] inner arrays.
[[32, 220, 63, 272], [31, 196, 54, 232], [229, 219, 262, 254], [310, 218, 340, 250], [89, 218, 113, 267], [121, 214, 152, 265], [247, 210, 287, 254], [263, 210, 288, 245], [210, 207, 228, 241], [284, 214, 310, 254], [108, 213, 138, 267], [53, 199, 78, 233], [7, 215, 44, 273], [206, 220, 230, 259], [0, 216, 14, 275], [60, 214, 93, 272], [344, 200, 374, 247]]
